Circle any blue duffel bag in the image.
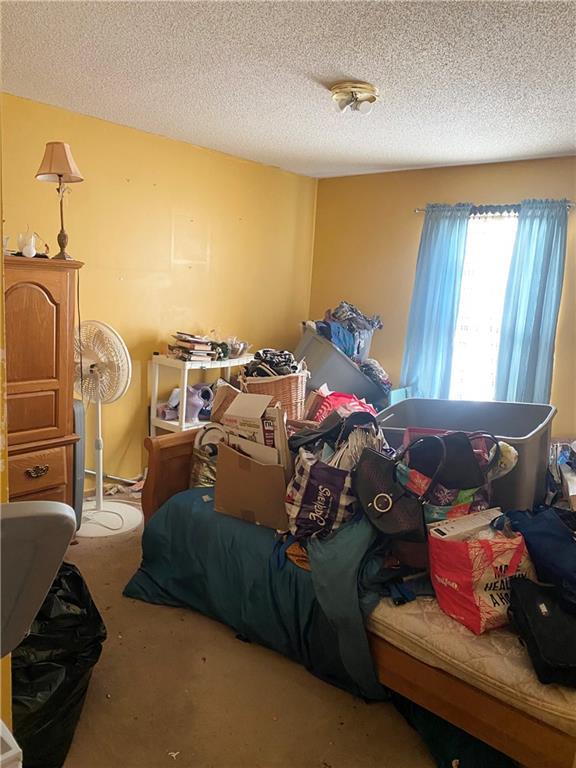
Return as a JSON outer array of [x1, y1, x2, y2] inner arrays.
[[496, 507, 576, 613]]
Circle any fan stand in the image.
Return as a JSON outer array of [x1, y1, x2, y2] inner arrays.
[[77, 375, 143, 538]]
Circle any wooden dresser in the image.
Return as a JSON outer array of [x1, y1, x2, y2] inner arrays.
[[4, 256, 83, 504]]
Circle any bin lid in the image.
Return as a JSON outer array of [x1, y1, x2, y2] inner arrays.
[[1, 502, 75, 657]]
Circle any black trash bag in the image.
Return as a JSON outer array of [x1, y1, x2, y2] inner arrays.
[[11, 562, 107, 768]]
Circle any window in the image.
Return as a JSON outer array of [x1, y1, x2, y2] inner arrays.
[[449, 213, 518, 401]]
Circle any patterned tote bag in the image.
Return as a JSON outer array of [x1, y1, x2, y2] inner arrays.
[[285, 448, 357, 539]]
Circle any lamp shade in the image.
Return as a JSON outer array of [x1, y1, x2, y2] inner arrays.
[[35, 142, 84, 183]]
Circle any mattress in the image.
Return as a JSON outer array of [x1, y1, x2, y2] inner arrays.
[[367, 597, 576, 737]]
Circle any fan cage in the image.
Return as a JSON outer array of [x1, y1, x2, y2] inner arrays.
[[74, 320, 132, 404]]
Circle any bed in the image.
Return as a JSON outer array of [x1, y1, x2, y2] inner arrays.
[[136, 429, 576, 768]]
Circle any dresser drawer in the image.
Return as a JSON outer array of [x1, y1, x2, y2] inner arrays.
[[12, 485, 69, 503], [8, 446, 68, 496]]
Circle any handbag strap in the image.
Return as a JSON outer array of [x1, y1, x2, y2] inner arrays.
[[288, 411, 344, 451], [467, 432, 501, 475], [396, 435, 447, 501], [479, 537, 526, 575], [335, 411, 379, 447]]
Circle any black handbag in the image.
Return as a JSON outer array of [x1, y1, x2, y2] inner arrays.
[[406, 431, 500, 492], [509, 577, 576, 688], [353, 436, 447, 538]]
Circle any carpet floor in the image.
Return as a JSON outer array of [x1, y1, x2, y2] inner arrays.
[[63, 518, 434, 768]]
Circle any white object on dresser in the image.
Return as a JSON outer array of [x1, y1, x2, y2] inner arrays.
[[149, 354, 253, 436]]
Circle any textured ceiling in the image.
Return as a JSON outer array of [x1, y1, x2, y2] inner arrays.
[[1, 1, 575, 177]]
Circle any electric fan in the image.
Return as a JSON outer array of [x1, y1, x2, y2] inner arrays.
[[74, 320, 142, 537]]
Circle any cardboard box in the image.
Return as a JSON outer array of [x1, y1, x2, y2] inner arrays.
[[262, 404, 293, 480], [211, 381, 241, 423], [227, 433, 279, 465], [214, 444, 289, 530], [222, 393, 293, 479], [222, 393, 273, 443], [303, 384, 330, 420]]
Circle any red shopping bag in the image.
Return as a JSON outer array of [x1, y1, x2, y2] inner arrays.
[[429, 532, 535, 634]]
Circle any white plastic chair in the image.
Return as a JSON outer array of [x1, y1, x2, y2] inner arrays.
[[1, 501, 76, 658]]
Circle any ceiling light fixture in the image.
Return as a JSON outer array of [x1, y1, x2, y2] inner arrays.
[[330, 81, 379, 116]]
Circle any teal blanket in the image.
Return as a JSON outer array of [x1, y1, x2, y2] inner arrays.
[[125, 488, 516, 768], [124, 488, 366, 696]]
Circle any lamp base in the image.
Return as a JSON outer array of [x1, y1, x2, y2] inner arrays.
[[53, 228, 72, 260]]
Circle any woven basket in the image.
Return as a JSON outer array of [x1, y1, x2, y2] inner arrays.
[[240, 365, 309, 420]]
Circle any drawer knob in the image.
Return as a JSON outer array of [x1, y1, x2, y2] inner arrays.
[[25, 464, 49, 479]]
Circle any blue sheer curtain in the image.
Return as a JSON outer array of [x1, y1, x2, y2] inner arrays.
[[495, 199, 568, 403], [400, 203, 472, 398]]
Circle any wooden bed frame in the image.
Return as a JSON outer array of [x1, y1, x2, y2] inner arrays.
[[142, 429, 576, 768]]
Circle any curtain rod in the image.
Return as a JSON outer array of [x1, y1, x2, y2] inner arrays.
[[414, 201, 576, 213]]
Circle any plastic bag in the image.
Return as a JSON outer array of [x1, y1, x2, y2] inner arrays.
[[429, 532, 535, 634], [189, 424, 226, 488], [189, 445, 218, 487], [12, 562, 107, 768], [313, 392, 377, 423], [286, 448, 357, 539]]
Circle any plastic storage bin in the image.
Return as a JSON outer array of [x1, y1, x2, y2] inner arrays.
[[294, 328, 387, 407], [377, 398, 556, 511]]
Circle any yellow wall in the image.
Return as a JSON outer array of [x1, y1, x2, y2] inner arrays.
[[311, 158, 576, 436], [1, 93, 317, 477], [2, 91, 574, 475]]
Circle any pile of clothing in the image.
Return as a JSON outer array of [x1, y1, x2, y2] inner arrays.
[[314, 300, 383, 363], [300, 385, 377, 425], [360, 358, 392, 396], [306, 300, 392, 400], [327, 300, 383, 332], [549, 440, 576, 510], [243, 349, 301, 378], [552, 441, 576, 472]]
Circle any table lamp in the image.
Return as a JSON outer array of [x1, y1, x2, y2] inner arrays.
[[35, 142, 84, 260]]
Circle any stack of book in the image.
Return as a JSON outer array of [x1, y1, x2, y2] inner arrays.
[[168, 332, 217, 362]]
